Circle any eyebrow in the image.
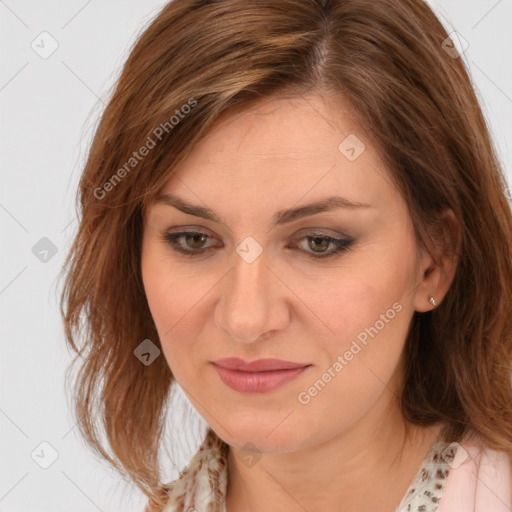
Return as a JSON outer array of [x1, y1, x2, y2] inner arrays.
[[154, 192, 372, 228]]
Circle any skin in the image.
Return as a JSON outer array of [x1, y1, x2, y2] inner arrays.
[[141, 92, 459, 512]]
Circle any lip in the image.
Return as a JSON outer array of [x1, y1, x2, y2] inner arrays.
[[210, 358, 311, 393], [212, 357, 310, 372]]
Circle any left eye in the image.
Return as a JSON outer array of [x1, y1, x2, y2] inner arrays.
[[162, 231, 354, 259]]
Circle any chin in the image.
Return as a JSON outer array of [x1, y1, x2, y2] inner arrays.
[[210, 414, 307, 454]]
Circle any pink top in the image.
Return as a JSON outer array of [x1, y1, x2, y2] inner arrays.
[[435, 434, 512, 512]]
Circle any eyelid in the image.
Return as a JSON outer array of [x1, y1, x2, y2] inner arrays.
[[292, 227, 351, 239], [164, 225, 350, 240]]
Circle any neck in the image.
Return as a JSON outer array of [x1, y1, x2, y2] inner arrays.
[[225, 394, 443, 512]]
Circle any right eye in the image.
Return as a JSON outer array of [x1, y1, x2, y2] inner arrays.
[[162, 231, 220, 257]]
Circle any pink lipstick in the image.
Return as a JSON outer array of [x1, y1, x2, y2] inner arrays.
[[211, 358, 311, 393]]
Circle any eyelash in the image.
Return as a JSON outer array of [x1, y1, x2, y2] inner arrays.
[[161, 230, 354, 260]]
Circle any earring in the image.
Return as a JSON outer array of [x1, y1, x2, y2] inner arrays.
[[429, 296, 436, 308]]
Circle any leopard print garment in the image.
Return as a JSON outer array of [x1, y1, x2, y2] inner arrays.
[[155, 428, 455, 512], [394, 437, 456, 511]]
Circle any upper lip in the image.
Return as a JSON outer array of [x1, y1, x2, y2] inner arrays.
[[211, 358, 311, 372]]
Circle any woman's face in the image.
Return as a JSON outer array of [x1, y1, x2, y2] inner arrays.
[[141, 93, 431, 452]]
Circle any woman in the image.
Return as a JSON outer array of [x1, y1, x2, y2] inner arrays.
[[59, 0, 512, 511]]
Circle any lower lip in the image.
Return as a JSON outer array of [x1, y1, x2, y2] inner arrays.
[[211, 364, 310, 393]]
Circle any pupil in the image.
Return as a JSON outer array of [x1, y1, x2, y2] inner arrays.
[[310, 237, 327, 252], [188, 234, 205, 248]]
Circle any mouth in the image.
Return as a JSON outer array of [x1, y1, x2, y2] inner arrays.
[[210, 358, 312, 393]]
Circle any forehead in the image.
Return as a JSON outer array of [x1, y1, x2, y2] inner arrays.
[[151, 93, 403, 226], [166, 94, 380, 178], [190, 94, 366, 162]]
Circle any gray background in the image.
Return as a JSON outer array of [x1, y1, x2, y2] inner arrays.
[[1, 1, 511, 511]]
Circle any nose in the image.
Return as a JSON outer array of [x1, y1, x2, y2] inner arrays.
[[214, 251, 290, 344]]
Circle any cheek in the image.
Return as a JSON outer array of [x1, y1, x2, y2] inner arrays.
[[141, 240, 199, 330], [143, 270, 202, 343], [141, 247, 216, 377], [296, 281, 409, 439], [308, 248, 414, 392], [313, 259, 411, 348]]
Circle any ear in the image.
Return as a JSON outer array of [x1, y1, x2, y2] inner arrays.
[[413, 208, 461, 313]]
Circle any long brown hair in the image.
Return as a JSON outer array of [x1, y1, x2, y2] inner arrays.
[[59, 0, 512, 509]]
